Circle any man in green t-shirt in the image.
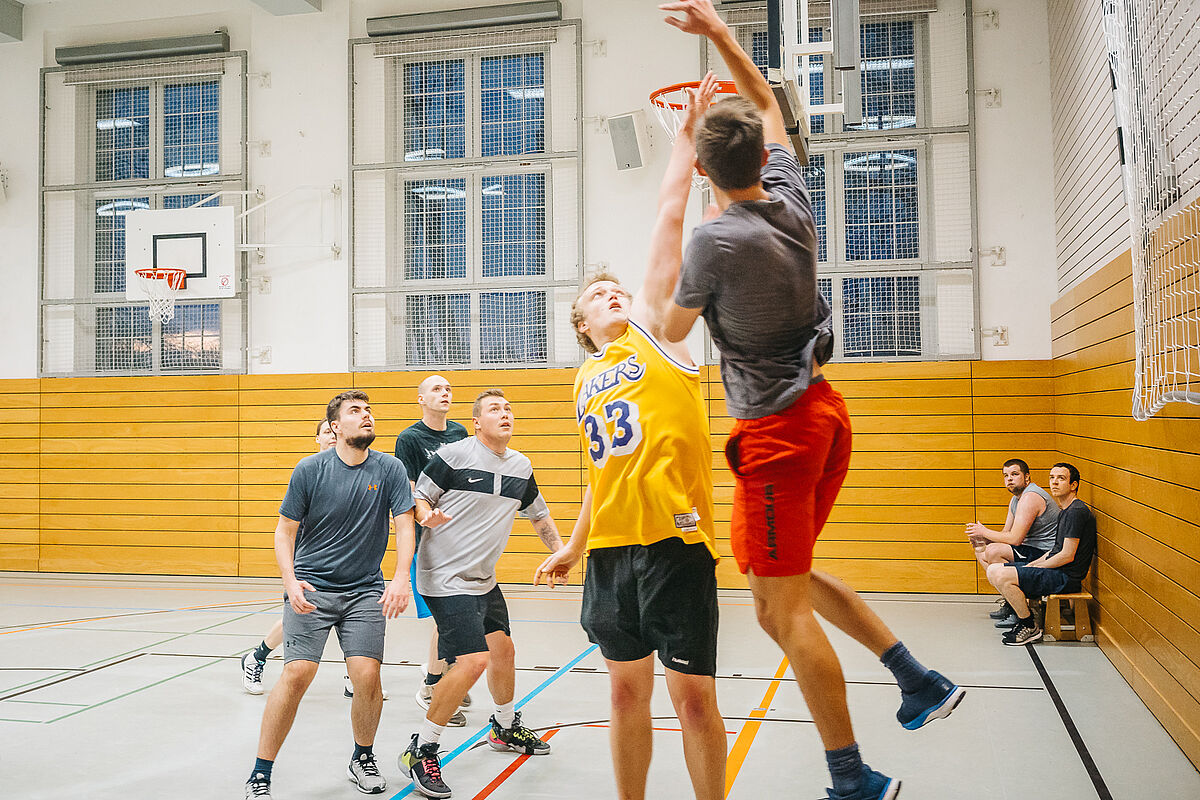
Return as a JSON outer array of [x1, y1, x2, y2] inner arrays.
[[394, 374, 472, 724]]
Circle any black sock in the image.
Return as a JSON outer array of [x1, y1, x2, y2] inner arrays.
[[1016, 613, 1034, 629], [253, 641, 272, 663], [249, 758, 273, 783], [424, 671, 442, 686], [353, 743, 373, 761]]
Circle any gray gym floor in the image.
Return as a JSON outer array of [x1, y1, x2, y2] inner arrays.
[[1, 574, 1197, 800]]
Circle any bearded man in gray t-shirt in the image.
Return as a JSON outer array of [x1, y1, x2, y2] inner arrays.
[[245, 390, 415, 800], [657, 3, 964, 799]]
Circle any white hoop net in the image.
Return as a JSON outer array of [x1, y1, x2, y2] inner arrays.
[[1103, 0, 1200, 420], [136, 268, 186, 324], [650, 81, 739, 189]]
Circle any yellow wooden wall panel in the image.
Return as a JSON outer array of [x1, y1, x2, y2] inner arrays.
[[1052, 250, 1200, 770], [0, 544, 40, 571], [38, 544, 238, 575]]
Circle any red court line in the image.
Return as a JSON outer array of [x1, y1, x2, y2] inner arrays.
[[724, 657, 790, 797], [471, 728, 560, 800], [584, 723, 739, 735]]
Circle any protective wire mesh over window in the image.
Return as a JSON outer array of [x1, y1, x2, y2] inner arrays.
[[351, 23, 581, 369], [1103, 0, 1200, 419], [40, 54, 246, 376], [844, 149, 919, 261], [842, 275, 921, 357], [851, 20, 917, 131], [706, 3, 976, 362]]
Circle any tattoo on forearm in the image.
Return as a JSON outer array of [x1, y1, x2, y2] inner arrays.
[[533, 518, 563, 549]]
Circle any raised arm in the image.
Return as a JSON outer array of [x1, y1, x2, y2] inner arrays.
[[634, 72, 718, 349], [661, 0, 790, 148]]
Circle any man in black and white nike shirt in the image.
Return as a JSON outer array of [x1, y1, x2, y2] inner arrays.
[[398, 388, 569, 799]]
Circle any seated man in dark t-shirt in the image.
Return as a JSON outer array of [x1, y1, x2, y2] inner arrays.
[[985, 462, 1097, 646]]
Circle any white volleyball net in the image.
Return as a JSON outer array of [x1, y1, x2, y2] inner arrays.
[[1103, 0, 1200, 419]]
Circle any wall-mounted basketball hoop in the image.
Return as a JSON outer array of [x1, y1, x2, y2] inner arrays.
[[135, 267, 187, 323]]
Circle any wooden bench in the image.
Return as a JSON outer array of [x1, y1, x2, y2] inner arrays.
[[1043, 592, 1093, 642]]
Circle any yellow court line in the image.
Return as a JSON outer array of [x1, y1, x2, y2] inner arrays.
[[724, 657, 791, 797]]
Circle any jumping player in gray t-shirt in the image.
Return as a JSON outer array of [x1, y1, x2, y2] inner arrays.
[[399, 389, 568, 799], [659, 3, 963, 799], [244, 390, 416, 800]]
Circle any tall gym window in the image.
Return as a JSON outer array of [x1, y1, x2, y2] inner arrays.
[[40, 54, 247, 376], [713, 3, 976, 361], [350, 24, 582, 370]]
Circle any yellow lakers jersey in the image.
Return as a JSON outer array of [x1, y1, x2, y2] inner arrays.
[[574, 320, 717, 556]]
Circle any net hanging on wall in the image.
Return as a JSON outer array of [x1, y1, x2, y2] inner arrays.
[[1103, 0, 1200, 419]]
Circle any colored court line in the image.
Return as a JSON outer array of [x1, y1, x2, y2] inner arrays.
[[723, 656, 791, 798], [470, 728, 560, 799], [0, 598, 277, 637], [0, 609, 266, 698], [44, 656, 226, 724], [388, 643, 599, 800]]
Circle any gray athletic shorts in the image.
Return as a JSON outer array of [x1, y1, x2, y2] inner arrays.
[[282, 588, 385, 664]]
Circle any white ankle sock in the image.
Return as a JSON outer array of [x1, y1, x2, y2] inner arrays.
[[418, 718, 445, 748], [493, 701, 515, 729]]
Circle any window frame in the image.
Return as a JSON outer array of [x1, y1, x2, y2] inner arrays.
[[349, 22, 583, 371], [39, 51, 249, 378]]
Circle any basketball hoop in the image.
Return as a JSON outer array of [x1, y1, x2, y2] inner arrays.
[[135, 268, 187, 324], [649, 80, 739, 187]]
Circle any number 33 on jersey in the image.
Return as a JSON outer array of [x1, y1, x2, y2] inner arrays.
[[573, 320, 717, 553]]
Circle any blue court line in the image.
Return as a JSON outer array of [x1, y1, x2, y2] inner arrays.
[[388, 643, 599, 800]]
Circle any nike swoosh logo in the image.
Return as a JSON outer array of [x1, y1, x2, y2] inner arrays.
[[468, 478, 484, 483]]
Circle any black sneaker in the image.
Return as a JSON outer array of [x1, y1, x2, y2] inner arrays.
[[1003, 622, 1043, 646], [399, 734, 451, 798], [347, 752, 386, 794], [245, 773, 273, 799], [487, 712, 551, 755], [989, 600, 1014, 620], [896, 670, 966, 730]]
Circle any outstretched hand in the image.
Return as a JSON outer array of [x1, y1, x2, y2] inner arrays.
[[660, 0, 725, 38], [679, 71, 719, 139]]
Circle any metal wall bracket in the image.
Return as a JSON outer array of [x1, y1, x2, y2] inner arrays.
[[974, 10, 999, 29], [980, 246, 1006, 266], [981, 326, 1010, 346], [974, 88, 1001, 107]]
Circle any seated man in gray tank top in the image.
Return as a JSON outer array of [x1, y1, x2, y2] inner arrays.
[[966, 458, 1059, 625]]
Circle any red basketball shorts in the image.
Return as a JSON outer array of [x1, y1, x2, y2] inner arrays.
[[724, 380, 852, 577]]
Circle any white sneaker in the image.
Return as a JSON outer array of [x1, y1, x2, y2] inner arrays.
[[241, 652, 265, 695], [343, 675, 389, 700], [245, 773, 272, 799], [415, 679, 467, 725], [418, 672, 472, 709], [347, 753, 386, 794]]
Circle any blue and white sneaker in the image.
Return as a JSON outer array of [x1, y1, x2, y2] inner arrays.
[[825, 765, 901, 800], [897, 671, 965, 730], [994, 613, 1018, 628]]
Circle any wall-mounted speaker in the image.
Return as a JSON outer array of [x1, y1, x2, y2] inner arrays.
[[607, 111, 647, 172]]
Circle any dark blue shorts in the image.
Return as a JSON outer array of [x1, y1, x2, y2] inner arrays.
[[1010, 544, 1047, 565], [1015, 566, 1079, 597]]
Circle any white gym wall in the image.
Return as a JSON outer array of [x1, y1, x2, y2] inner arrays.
[[0, 0, 1058, 378]]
